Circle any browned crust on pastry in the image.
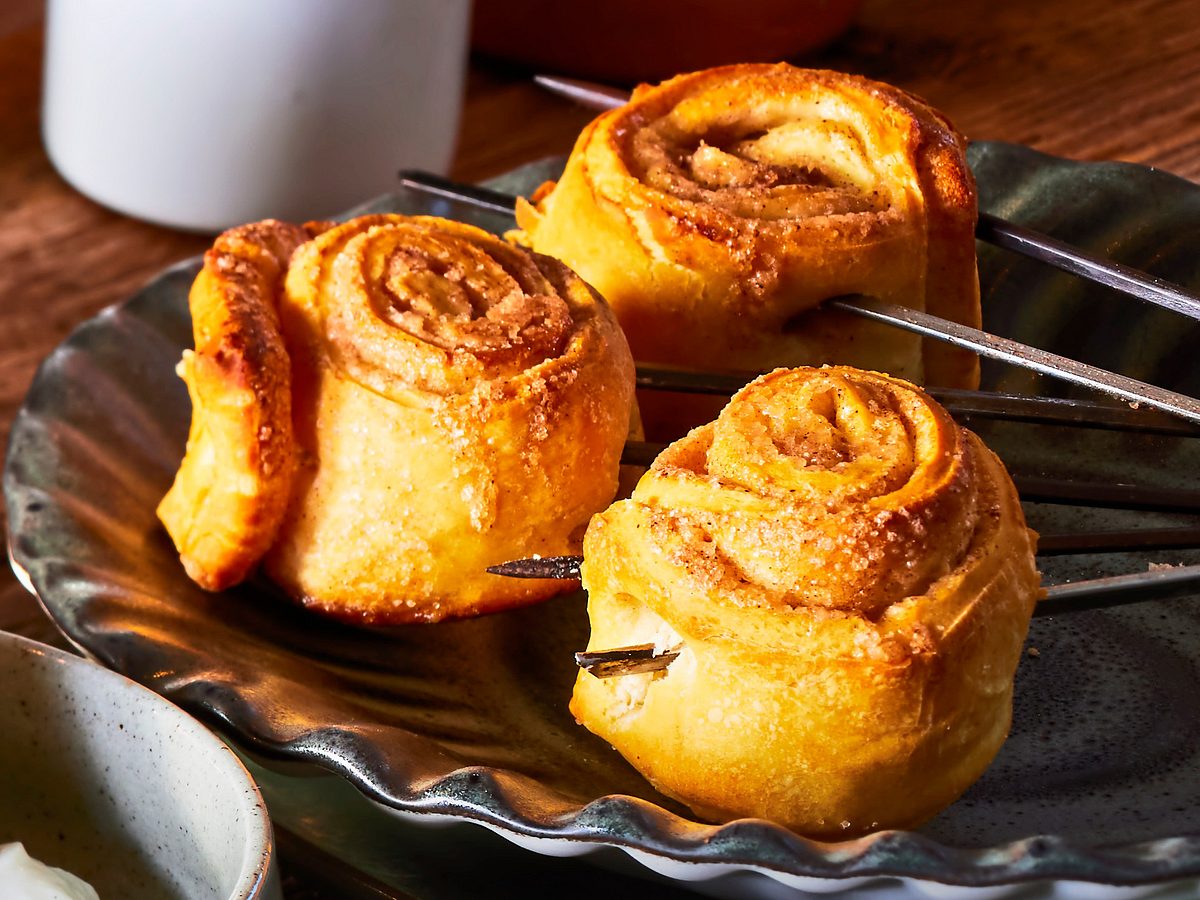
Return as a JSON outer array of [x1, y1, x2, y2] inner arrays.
[[157, 221, 310, 590], [571, 366, 1039, 836], [161, 214, 635, 623]]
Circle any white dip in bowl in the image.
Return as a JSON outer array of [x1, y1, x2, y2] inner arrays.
[[0, 631, 279, 899]]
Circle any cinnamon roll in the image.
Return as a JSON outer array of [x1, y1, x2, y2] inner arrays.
[[571, 366, 1040, 836], [159, 215, 635, 624], [515, 64, 980, 436]]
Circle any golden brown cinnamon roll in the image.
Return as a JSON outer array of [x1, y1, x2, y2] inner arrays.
[[515, 64, 980, 436], [159, 215, 635, 624], [571, 366, 1040, 837]]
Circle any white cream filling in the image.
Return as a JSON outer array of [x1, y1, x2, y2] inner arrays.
[[0, 843, 100, 900], [604, 607, 692, 723]]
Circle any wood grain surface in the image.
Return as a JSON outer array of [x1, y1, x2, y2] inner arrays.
[[0, 0, 1197, 894]]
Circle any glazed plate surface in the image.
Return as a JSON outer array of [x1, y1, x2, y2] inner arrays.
[[6, 143, 1200, 898]]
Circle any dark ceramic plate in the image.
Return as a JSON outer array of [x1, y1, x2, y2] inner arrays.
[[7, 143, 1200, 898]]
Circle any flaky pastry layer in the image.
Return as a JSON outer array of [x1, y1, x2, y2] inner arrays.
[[571, 366, 1040, 837], [158, 215, 635, 623], [515, 63, 981, 435]]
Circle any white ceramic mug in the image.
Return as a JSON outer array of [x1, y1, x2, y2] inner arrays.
[[42, 0, 470, 232]]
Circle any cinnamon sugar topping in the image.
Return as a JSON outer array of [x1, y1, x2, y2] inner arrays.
[[632, 367, 985, 618]]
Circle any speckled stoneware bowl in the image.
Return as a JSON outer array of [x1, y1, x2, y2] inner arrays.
[[0, 631, 280, 900]]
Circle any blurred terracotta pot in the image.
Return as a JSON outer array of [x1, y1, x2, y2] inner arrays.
[[471, 0, 862, 85]]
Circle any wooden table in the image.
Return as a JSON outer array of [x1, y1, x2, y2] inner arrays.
[[1, 0, 1197, 895]]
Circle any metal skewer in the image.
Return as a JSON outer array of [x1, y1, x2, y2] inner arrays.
[[489, 541, 1200, 578], [488, 556, 583, 579], [1011, 476, 1200, 513], [829, 296, 1200, 426], [575, 644, 681, 678], [531, 73, 1200, 325], [1037, 527, 1200, 555], [635, 365, 1200, 437], [974, 213, 1200, 320], [403, 150, 1200, 677], [401, 172, 520, 217], [487, 555, 1200, 677], [395, 170, 1200, 428], [533, 74, 626, 110], [494, 527, 1200, 582]]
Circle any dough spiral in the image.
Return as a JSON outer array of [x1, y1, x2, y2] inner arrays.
[[516, 64, 980, 434], [159, 215, 635, 624], [571, 366, 1039, 836]]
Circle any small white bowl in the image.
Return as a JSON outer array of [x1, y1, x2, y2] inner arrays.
[[0, 631, 280, 899]]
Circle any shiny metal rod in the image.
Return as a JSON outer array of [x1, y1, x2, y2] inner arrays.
[[533, 74, 625, 110], [830, 296, 1200, 427], [395, 170, 1200, 428], [488, 557, 1200, 677], [635, 364, 1200, 437]]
